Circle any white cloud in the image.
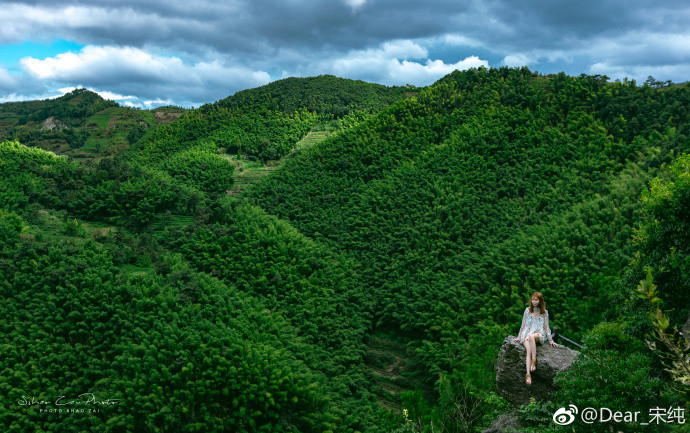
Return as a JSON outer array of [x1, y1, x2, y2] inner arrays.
[[586, 32, 690, 66], [443, 34, 482, 48], [144, 98, 175, 107], [502, 54, 536, 68], [21, 46, 187, 83], [344, 0, 367, 11], [0, 67, 18, 90], [19, 45, 271, 106], [576, 31, 690, 82], [0, 4, 139, 43], [57, 86, 136, 102], [589, 62, 690, 83], [1, 0, 689, 106], [381, 40, 429, 60], [390, 57, 488, 84], [0, 65, 48, 101], [327, 40, 488, 86]]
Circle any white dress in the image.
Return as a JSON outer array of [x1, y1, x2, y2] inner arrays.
[[517, 307, 553, 344]]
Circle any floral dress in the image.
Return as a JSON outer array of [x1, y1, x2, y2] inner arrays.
[[517, 307, 553, 344]]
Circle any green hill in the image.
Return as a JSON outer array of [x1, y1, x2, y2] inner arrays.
[[245, 68, 690, 429], [1, 69, 689, 432], [0, 89, 186, 160], [125, 75, 412, 199], [127, 75, 412, 164], [211, 74, 414, 116]]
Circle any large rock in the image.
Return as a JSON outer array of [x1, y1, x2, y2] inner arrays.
[[41, 116, 66, 131], [496, 336, 579, 407], [481, 409, 523, 433]]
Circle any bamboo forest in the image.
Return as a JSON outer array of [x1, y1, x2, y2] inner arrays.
[[0, 68, 688, 432]]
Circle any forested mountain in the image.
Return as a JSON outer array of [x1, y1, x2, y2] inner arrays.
[[1, 69, 688, 432], [0, 89, 186, 159], [128, 75, 412, 164]]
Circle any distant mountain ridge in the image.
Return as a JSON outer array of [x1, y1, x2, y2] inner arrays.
[[0, 89, 186, 160], [0, 76, 412, 163]]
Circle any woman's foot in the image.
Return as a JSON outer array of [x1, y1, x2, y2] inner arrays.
[[531, 358, 537, 372], [526, 373, 532, 385]]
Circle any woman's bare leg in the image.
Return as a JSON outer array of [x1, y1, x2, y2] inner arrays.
[[529, 334, 539, 358], [529, 334, 540, 371], [522, 339, 531, 373]]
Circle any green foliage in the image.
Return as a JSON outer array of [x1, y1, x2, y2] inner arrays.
[[0, 89, 186, 159], [553, 347, 676, 432], [0, 139, 376, 429], [3, 88, 118, 126], [0, 209, 23, 252], [635, 270, 690, 395], [0, 233, 333, 432], [156, 201, 372, 374], [551, 315, 686, 433], [389, 373, 507, 433], [3, 69, 690, 432], [582, 321, 644, 353], [631, 153, 690, 323], [0, 140, 195, 232], [162, 149, 234, 194], [517, 398, 555, 428], [129, 76, 408, 166], [246, 67, 681, 386], [212, 74, 412, 117], [612, 150, 690, 405]]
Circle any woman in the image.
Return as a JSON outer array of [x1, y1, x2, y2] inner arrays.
[[512, 292, 559, 385]]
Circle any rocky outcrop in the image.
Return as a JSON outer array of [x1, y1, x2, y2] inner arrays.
[[496, 336, 579, 407], [481, 409, 523, 433], [153, 110, 183, 125], [41, 116, 66, 131]]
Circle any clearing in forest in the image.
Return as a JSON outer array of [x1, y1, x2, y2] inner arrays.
[[226, 126, 333, 194]]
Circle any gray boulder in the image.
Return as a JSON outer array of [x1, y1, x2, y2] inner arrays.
[[496, 336, 579, 407], [481, 409, 523, 433]]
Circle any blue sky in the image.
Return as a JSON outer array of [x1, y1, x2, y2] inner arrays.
[[1, 39, 83, 74], [1, 0, 689, 108]]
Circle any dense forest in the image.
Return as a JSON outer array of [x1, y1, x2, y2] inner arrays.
[[0, 69, 688, 432]]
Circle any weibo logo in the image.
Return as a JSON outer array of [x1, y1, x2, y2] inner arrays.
[[553, 404, 578, 425]]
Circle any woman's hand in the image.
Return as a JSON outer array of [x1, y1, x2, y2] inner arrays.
[[513, 338, 519, 342], [550, 342, 559, 348]]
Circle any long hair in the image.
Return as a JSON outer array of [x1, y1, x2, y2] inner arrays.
[[530, 292, 546, 315]]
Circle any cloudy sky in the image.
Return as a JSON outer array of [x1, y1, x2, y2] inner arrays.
[[1, 0, 689, 108]]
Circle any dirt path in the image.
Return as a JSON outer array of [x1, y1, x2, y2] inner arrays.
[[226, 128, 333, 195]]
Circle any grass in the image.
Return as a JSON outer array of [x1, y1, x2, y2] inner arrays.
[[223, 126, 335, 195], [120, 264, 153, 279], [150, 214, 194, 231], [89, 114, 110, 129], [295, 130, 333, 150]]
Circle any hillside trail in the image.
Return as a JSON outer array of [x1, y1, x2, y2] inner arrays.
[[225, 127, 332, 195], [364, 333, 431, 414]]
